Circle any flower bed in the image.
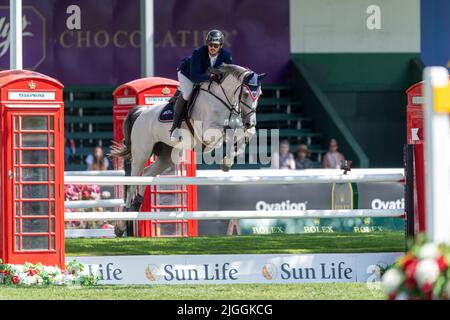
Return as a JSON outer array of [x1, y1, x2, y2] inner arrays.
[[382, 236, 450, 300], [0, 259, 98, 286]]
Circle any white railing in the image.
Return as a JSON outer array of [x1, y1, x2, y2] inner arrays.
[[64, 209, 404, 221], [64, 199, 124, 209]]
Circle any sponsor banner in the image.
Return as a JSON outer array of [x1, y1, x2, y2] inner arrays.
[[0, 0, 289, 85], [197, 183, 405, 235], [67, 252, 402, 285]]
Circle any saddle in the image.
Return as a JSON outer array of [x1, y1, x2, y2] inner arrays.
[[158, 85, 201, 123]]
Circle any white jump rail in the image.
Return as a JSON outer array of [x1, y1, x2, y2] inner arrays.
[[64, 199, 124, 209], [64, 169, 404, 186], [65, 209, 404, 221], [64, 170, 125, 176]]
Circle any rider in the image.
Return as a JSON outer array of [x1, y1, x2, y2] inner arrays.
[[170, 29, 233, 139]]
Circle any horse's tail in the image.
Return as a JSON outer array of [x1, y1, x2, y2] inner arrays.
[[109, 106, 146, 160]]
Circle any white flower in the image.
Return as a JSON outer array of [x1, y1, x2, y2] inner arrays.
[[419, 243, 440, 260], [382, 269, 404, 294], [102, 191, 111, 199], [395, 292, 409, 300], [415, 258, 440, 286], [52, 274, 65, 285]]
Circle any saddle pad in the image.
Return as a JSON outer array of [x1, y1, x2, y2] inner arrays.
[[158, 102, 174, 122]]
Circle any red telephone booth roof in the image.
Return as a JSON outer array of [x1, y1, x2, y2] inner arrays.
[[113, 77, 179, 96], [406, 81, 423, 94], [0, 69, 63, 88]]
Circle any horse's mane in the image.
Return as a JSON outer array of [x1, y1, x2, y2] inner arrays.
[[217, 64, 249, 80]]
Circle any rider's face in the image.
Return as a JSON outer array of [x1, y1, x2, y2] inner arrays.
[[208, 43, 221, 56]]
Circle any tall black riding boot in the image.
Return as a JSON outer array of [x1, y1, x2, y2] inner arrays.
[[169, 96, 188, 138]]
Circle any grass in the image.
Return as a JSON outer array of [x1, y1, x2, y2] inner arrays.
[[65, 232, 405, 256], [0, 283, 386, 300]]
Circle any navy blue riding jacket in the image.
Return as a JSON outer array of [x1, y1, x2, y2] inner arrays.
[[178, 45, 233, 83]]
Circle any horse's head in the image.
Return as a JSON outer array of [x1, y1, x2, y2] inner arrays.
[[214, 64, 266, 130], [240, 71, 266, 129]]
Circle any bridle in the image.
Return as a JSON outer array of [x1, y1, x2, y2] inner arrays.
[[199, 70, 259, 128]]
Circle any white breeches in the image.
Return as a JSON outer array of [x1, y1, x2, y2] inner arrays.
[[177, 71, 194, 101]]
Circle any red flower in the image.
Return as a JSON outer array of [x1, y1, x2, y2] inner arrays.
[[388, 292, 397, 300], [82, 190, 91, 199], [28, 269, 38, 276], [421, 282, 433, 300], [405, 260, 418, 289], [401, 254, 416, 271], [0, 270, 9, 276], [12, 275, 19, 284], [436, 256, 448, 272]]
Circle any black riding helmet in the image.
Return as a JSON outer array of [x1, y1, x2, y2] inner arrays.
[[206, 29, 224, 45]]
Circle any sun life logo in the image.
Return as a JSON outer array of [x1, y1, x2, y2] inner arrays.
[[262, 263, 277, 280], [145, 264, 162, 281]]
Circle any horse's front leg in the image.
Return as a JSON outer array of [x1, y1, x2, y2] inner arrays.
[[221, 128, 250, 172]]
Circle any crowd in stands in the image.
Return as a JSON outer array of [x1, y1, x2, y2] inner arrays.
[[65, 138, 345, 171], [271, 138, 346, 170]]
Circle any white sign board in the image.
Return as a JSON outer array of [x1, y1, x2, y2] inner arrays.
[[8, 91, 55, 100], [67, 252, 402, 285]]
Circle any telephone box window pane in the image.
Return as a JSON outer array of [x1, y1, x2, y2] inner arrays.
[[22, 134, 48, 147], [50, 201, 55, 216], [50, 185, 54, 197], [15, 185, 20, 199], [22, 219, 49, 233], [22, 184, 48, 199], [50, 117, 54, 130], [21, 168, 48, 181], [14, 168, 19, 181], [21, 116, 48, 130], [22, 201, 49, 216], [50, 150, 54, 164], [51, 236, 55, 250], [22, 236, 48, 250], [14, 150, 19, 164], [15, 236, 20, 250], [50, 133, 54, 147], [22, 150, 48, 164], [15, 202, 20, 216], [51, 219, 55, 232], [14, 133, 19, 147], [50, 168, 54, 181], [15, 219, 20, 233], [159, 223, 178, 236], [14, 116, 19, 130]]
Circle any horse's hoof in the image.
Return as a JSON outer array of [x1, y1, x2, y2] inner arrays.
[[130, 194, 144, 211], [221, 164, 230, 172], [114, 222, 126, 238]]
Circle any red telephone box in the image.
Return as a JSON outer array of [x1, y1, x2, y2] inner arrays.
[[0, 70, 65, 268], [113, 77, 198, 237], [406, 82, 426, 233]]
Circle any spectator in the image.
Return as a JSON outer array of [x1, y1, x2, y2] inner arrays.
[[322, 138, 345, 169], [86, 146, 110, 171], [271, 139, 295, 169], [64, 138, 76, 167], [295, 144, 314, 170]]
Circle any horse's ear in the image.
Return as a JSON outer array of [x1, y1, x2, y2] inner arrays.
[[258, 73, 267, 82]]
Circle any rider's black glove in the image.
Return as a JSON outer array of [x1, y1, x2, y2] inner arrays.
[[210, 71, 223, 82]]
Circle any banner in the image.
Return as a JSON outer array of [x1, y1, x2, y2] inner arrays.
[[197, 182, 405, 235], [68, 252, 402, 285], [0, 0, 290, 85]]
